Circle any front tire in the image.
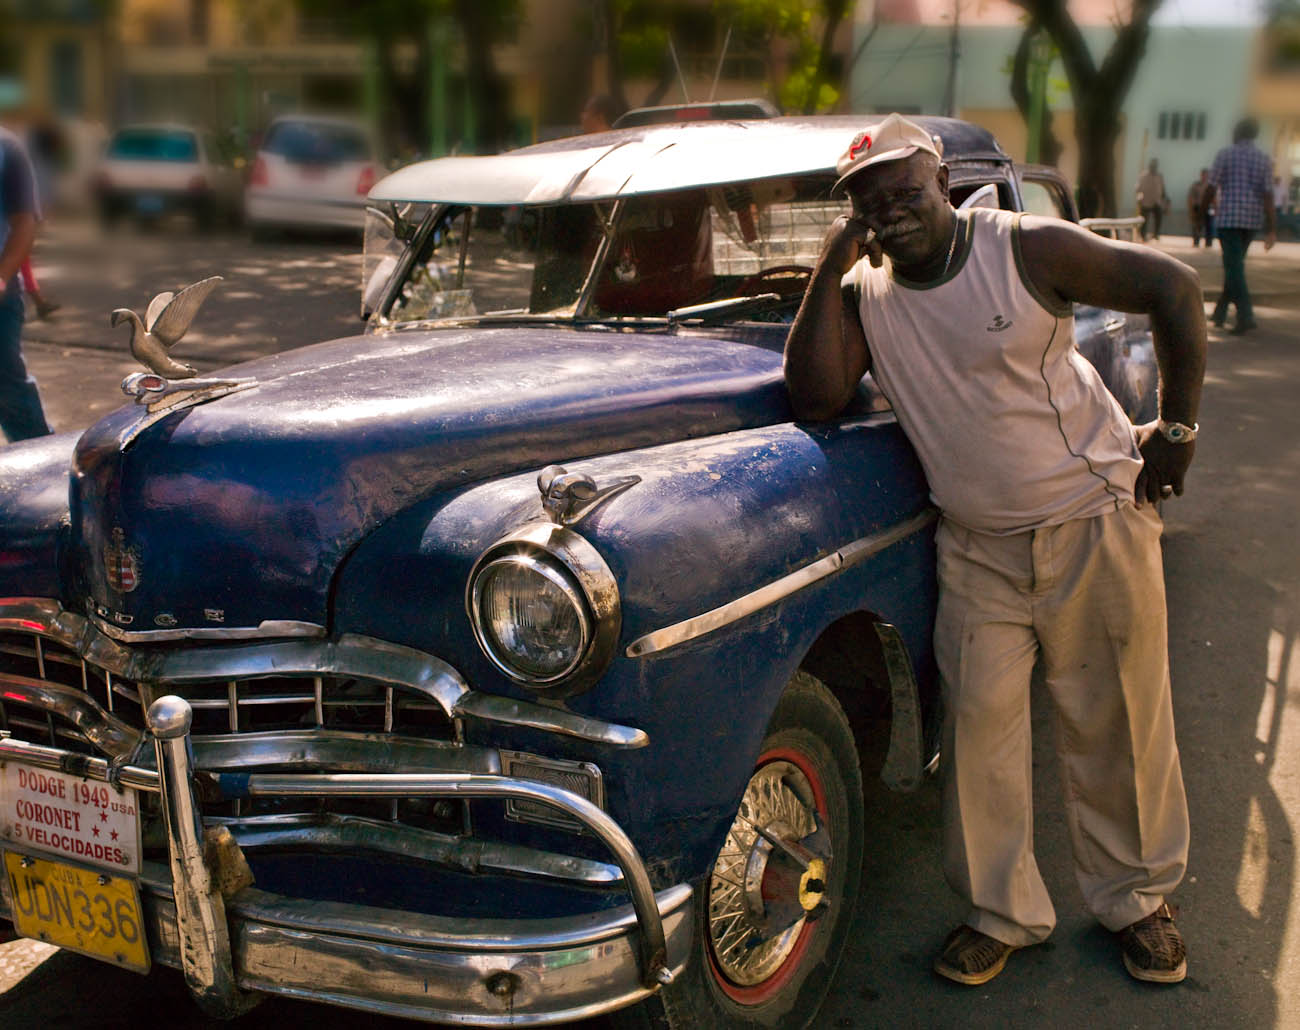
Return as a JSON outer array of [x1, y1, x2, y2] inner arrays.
[[619, 671, 864, 1029]]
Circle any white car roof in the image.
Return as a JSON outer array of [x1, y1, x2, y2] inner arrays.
[[368, 115, 1006, 206]]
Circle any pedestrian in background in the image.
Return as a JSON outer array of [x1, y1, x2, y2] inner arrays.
[[1273, 176, 1288, 215], [1209, 118, 1276, 335], [1187, 169, 1215, 248], [0, 118, 53, 441], [1136, 158, 1167, 241]]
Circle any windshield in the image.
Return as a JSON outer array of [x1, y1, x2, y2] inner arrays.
[[264, 120, 372, 164], [107, 129, 199, 162], [365, 175, 850, 328]]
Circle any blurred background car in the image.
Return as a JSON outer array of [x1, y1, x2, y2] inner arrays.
[[244, 114, 381, 239], [93, 123, 242, 231]]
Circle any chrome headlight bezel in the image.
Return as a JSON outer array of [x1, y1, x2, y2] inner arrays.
[[466, 523, 621, 696]]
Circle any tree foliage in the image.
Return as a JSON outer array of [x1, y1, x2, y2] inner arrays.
[[594, 0, 850, 115], [1007, 0, 1162, 217], [714, 0, 849, 113]]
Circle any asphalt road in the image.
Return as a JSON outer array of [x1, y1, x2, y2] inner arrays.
[[2, 223, 1299, 1028]]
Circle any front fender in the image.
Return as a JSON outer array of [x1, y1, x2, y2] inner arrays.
[[333, 415, 937, 881], [0, 432, 77, 597]]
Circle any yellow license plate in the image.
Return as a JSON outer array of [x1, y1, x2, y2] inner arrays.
[[3, 851, 150, 973]]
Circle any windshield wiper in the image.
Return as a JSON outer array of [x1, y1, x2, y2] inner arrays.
[[666, 293, 784, 326]]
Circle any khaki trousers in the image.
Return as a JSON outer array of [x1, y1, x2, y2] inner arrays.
[[934, 502, 1189, 947]]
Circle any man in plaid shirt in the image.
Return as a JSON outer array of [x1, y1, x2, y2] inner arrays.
[[1209, 118, 1276, 334]]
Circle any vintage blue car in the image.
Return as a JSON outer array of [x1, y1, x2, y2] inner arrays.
[[0, 116, 1155, 1027]]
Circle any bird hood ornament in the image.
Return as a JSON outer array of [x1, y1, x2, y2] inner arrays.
[[112, 275, 223, 378]]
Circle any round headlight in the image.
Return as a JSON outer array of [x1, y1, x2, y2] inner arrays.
[[471, 554, 591, 683]]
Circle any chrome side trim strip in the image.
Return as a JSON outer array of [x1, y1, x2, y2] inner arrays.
[[216, 812, 624, 886], [626, 508, 939, 657], [0, 601, 649, 749], [453, 692, 649, 749]]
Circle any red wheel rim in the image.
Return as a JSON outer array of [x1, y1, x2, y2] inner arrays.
[[707, 744, 829, 1005]]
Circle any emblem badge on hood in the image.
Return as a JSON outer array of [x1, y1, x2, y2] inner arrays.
[[104, 528, 141, 594]]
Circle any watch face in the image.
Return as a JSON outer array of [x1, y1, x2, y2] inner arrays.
[[1166, 425, 1186, 441]]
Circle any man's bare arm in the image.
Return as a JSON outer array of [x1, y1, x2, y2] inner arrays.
[[784, 216, 878, 421], [1019, 216, 1207, 504], [0, 212, 35, 289]]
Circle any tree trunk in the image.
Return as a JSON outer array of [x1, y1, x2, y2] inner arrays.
[[1012, 0, 1160, 219], [596, 0, 629, 111], [452, 0, 511, 153], [1009, 24, 1063, 167]]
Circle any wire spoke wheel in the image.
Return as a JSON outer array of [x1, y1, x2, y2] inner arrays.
[[613, 671, 864, 1030], [707, 759, 820, 991]]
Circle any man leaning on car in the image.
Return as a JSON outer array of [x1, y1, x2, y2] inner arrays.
[[785, 114, 1206, 986]]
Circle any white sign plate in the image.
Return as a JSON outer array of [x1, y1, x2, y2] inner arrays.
[[0, 763, 141, 875]]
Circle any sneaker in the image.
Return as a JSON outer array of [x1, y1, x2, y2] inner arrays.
[[1120, 903, 1187, 983], [1231, 319, 1258, 335], [35, 298, 61, 320], [934, 925, 1018, 985]]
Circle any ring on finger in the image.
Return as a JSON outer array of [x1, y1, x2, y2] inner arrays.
[[1160, 484, 1173, 496]]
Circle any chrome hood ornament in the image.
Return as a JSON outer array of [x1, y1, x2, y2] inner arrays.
[[112, 275, 223, 378], [538, 466, 640, 526]]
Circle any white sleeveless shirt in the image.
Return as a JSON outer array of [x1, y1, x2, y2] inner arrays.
[[845, 207, 1141, 534]]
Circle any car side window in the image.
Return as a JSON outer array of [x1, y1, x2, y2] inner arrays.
[[1020, 179, 1069, 220]]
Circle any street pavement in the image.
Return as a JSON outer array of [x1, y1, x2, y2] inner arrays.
[[2, 223, 1299, 1028]]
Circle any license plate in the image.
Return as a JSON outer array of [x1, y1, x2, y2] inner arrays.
[[0, 762, 141, 874], [135, 193, 164, 213], [3, 851, 150, 973]]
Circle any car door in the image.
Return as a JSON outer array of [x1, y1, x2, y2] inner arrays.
[[1016, 165, 1157, 423]]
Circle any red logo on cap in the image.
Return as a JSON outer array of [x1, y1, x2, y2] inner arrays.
[[848, 133, 872, 160]]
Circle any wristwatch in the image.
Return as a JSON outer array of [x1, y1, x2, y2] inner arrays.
[[1157, 419, 1198, 443]]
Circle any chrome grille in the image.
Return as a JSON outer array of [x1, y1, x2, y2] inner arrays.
[[0, 628, 468, 841], [0, 629, 456, 751]]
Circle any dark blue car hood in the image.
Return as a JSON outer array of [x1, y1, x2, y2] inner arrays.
[[68, 326, 790, 632]]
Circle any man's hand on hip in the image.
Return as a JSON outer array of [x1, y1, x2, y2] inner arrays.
[[1134, 422, 1196, 507]]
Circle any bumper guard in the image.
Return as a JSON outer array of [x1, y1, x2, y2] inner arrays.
[[0, 696, 690, 1024]]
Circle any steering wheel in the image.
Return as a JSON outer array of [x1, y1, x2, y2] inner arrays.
[[734, 264, 813, 299]]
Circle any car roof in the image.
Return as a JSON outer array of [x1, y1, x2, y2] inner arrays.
[[265, 113, 370, 130], [370, 115, 1007, 206], [109, 123, 200, 137]]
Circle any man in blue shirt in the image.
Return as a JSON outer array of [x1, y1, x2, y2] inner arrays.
[[0, 121, 52, 441], [1209, 118, 1277, 335]]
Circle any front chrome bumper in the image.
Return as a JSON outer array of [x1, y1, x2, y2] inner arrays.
[[0, 697, 691, 1025]]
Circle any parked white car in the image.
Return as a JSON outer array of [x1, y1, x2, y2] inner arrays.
[[245, 115, 380, 237], [94, 124, 242, 230]]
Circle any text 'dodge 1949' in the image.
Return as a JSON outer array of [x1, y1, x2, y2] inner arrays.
[[0, 763, 141, 874]]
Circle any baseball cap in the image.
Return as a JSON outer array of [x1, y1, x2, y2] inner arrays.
[[833, 113, 943, 194]]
